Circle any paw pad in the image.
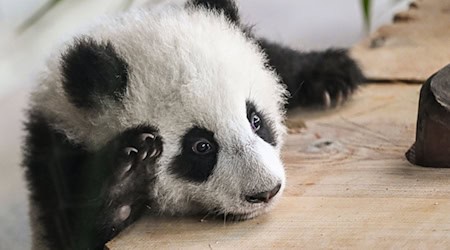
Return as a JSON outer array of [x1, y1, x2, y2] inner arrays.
[[117, 205, 131, 221]]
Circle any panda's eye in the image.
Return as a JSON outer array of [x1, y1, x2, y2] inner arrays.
[[192, 139, 214, 155], [250, 112, 262, 132]]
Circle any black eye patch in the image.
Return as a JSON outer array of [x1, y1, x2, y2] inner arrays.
[[169, 126, 219, 183], [246, 101, 277, 146]]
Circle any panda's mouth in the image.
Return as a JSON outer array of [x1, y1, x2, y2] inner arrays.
[[210, 184, 283, 221], [218, 206, 271, 221], [212, 199, 279, 222], [211, 211, 257, 222], [225, 212, 260, 221]]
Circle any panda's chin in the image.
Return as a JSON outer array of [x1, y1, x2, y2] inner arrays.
[[220, 205, 273, 222], [224, 211, 264, 221], [215, 197, 281, 222]]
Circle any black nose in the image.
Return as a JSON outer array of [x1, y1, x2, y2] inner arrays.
[[245, 184, 281, 204]]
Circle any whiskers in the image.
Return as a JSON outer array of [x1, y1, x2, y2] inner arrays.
[[289, 81, 305, 100], [223, 212, 228, 226], [200, 212, 211, 222]]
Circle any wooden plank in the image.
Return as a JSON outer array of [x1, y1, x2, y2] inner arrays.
[[350, 0, 450, 82], [107, 84, 450, 249], [108, 198, 450, 249]]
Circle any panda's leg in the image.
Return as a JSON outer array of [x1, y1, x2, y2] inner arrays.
[[258, 38, 365, 109], [83, 125, 163, 249], [23, 112, 162, 250]]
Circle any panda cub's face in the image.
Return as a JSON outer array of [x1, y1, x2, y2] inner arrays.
[[155, 91, 286, 220], [33, 5, 287, 220], [153, 62, 287, 219]]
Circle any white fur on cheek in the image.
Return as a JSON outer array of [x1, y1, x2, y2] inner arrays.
[[255, 139, 286, 185]]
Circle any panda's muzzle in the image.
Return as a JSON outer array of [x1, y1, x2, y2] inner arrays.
[[245, 183, 281, 204]]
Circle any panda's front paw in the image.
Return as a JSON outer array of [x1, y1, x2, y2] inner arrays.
[[115, 127, 163, 178], [104, 126, 163, 206], [295, 49, 364, 108], [92, 126, 163, 246]]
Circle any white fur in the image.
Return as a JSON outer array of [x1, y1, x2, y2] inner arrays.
[[31, 4, 287, 219]]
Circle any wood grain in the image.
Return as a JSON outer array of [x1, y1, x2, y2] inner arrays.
[[350, 0, 450, 82], [107, 84, 450, 249]]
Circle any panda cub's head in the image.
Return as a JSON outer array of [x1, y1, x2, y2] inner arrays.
[[32, 1, 287, 220]]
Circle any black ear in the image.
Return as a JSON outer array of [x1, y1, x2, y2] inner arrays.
[[187, 0, 240, 25], [61, 37, 129, 109]]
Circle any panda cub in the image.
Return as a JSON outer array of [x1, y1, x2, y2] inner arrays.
[[23, 0, 363, 249]]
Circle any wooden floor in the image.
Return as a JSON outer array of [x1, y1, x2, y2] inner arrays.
[[351, 0, 450, 82], [107, 84, 450, 249], [108, 0, 450, 248]]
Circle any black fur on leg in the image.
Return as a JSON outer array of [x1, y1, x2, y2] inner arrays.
[[23, 110, 162, 249], [258, 39, 365, 109], [84, 125, 162, 249], [187, 0, 240, 25]]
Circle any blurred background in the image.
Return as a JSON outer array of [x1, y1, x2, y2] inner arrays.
[[0, 0, 410, 249]]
